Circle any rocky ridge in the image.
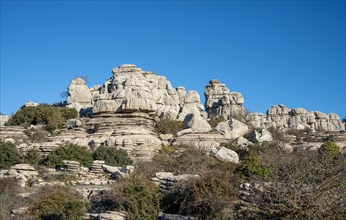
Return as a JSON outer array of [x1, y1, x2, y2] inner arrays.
[[1, 64, 345, 162]]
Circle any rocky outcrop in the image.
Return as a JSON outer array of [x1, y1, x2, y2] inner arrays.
[[90, 160, 105, 174], [247, 104, 345, 132], [63, 160, 81, 174], [248, 129, 273, 143], [151, 172, 199, 192], [215, 119, 249, 140], [0, 126, 28, 144], [205, 79, 245, 119], [0, 115, 9, 126]]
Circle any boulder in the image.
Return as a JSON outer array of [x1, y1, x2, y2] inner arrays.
[[102, 164, 121, 173], [248, 129, 273, 143], [184, 113, 212, 132], [98, 211, 126, 220], [212, 147, 239, 164], [215, 119, 248, 140]]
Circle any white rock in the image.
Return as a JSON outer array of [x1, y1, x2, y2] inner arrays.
[[213, 147, 239, 163], [216, 119, 248, 140], [184, 113, 212, 132]]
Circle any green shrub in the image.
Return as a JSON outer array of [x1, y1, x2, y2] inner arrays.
[[0, 140, 21, 169], [22, 149, 41, 167], [156, 118, 185, 136], [6, 105, 78, 133], [29, 186, 87, 220], [45, 144, 93, 168], [93, 147, 133, 166], [108, 174, 161, 220], [237, 155, 272, 179], [318, 141, 340, 161]]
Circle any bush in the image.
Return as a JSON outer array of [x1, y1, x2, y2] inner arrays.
[[24, 127, 50, 142], [162, 164, 236, 219], [93, 147, 133, 166], [144, 147, 221, 176], [0, 140, 21, 169], [29, 186, 87, 220], [237, 155, 272, 179], [22, 149, 41, 167], [6, 105, 78, 133], [156, 118, 185, 136], [45, 144, 93, 168], [318, 141, 340, 161], [159, 145, 177, 154], [107, 174, 161, 220]]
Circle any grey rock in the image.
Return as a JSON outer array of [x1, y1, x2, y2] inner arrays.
[[184, 113, 212, 132], [213, 147, 239, 163], [248, 129, 273, 143], [205, 79, 245, 119], [215, 119, 248, 140]]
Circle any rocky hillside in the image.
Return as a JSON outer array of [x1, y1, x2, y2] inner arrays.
[[0, 64, 345, 219]]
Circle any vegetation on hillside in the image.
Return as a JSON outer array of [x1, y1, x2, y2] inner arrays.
[[6, 105, 78, 133], [44, 144, 93, 168], [0, 141, 21, 169], [93, 147, 133, 167]]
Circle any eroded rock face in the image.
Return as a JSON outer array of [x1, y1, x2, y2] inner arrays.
[[215, 119, 249, 140], [205, 79, 245, 119], [247, 104, 345, 132]]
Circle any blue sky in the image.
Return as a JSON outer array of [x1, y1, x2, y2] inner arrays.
[[1, 0, 345, 118]]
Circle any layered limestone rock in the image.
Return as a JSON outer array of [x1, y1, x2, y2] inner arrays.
[[247, 104, 344, 132], [151, 172, 199, 192], [0, 126, 28, 144], [205, 79, 245, 119]]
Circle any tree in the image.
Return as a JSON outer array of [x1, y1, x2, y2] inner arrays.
[[93, 147, 133, 166], [0, 140, 21, 169], [45, 144, 93, 168]]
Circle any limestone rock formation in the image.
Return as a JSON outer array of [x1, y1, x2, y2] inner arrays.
[[247, 104, 345, 132], [151, 172, 199, 192], [0, 126, 28, 144], [215, 119, 249, 140], [67, 77, 95, 116], [205, 79, 245, 119]]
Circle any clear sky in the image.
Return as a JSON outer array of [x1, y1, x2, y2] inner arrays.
[[1, 0, 345, 118]]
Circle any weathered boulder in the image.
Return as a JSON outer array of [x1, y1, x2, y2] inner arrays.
[[215, 119, 248, 140], [211, 147, 239, 163], [184, 113, 212, 133], [248, 129, 273, 143]]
